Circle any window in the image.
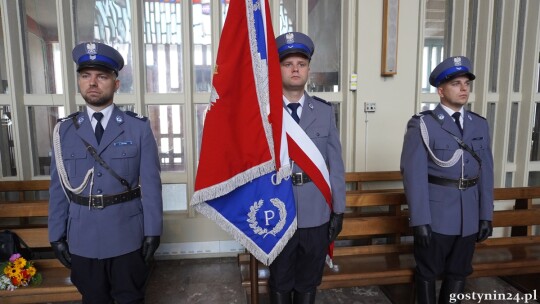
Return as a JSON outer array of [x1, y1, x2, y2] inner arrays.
[[0, 106, 16, 177], [489, 0, 502, 93], [505, 172, 513, 187], [486, 102, 496, 146], [528, 171, 540, 186], [420, 102, 438, 111], [0, 1, 354, 212], [531, 103, 540, 161], [194, 104, 209, 165], [147, 105, 186, 172], [144, 0, 183, 93], [162, 184, 187, 211], [192, 0, 212, 93], [279, 0, 296, 34], [73, 0, 133, 93], [221, 0, 230, 28], [466, 0, 478, 61], [0, 7, 7, 94], [27, 106, 64, 176], [465, 0, 478, 92], [20, 0, 62, 94], [422, 40, 444, 93], [307, 0, 340, 92], [421, 0, 448, 93], [538, 52, 540, 93], [507, 102, 519, 162], [513, 0, 526, 92]]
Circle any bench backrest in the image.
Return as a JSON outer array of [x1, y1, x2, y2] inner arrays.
[[1, 179, 539, 251], [337, 186, 540, 256], [345, 171, 403, 192], [0, 180, 50, 192], [0, 180, 51, 249]]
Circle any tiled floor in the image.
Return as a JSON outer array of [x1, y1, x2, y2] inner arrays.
[[144, 257, 540, 304], [54, 257, 539, 303], [145, 257, 246, 304]]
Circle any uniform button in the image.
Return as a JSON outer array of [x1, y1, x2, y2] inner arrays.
[[122, 152, 126, 156], [465, 159, 469, 163], [71, 153, 75, 157], [96, 189, 102, 194], [316, 132, 320, 136], [97, 172, 102, 177]]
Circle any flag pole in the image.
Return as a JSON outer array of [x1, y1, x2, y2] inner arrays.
[[250, 253, 259, 304]]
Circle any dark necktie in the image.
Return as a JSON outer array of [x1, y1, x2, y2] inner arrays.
[[93, 112, 104, 144], [451, 112, 463, 136], [287, 103, 301, 124]]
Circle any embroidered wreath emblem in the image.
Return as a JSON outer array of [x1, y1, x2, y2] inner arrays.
[[247, 198, 287, 238]]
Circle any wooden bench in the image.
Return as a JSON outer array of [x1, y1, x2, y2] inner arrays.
[[345, 171, 403, 192], [0, 181, 81, 304], [239, 186, 540, 303]]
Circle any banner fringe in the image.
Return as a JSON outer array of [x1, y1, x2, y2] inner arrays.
[[190, 0, 297, 267], [265, 217, 296, 264], [275, 164, 292, 184], [191, 160, 275, 206], [194, 201, 297, 266]]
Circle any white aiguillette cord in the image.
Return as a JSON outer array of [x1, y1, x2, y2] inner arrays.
[[419, 116, 463, 168], [53, 122, 95, 202]]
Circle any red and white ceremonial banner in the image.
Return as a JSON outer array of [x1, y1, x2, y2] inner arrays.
[[191, 0, 332, 265], [191, 0, 288, 197], [191, 0, 295, 265]]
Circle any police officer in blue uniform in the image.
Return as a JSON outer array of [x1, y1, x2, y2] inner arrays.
[[269, 32, 346, 304], [48, 42, 163, 304], [400, 56, 494, 304]]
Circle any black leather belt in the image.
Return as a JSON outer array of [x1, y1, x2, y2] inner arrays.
[[428, 175, 479, 190], [292, 173, 312, 186], [69, 187, 141, 209]]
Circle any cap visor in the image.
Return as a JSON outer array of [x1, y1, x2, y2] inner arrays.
[[279, 49, 311, 60], [449, 71, 475, 81], [77, 62, 117, 74]]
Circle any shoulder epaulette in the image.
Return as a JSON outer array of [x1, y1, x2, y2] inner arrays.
[[468, 111, 487, 120], [126, 111, 148, 121], [57, 112, 80, 123], [312, 96, 331, 106], [413, 110, 432, 119]]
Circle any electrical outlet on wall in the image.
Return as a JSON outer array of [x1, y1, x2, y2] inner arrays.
[[364, 102, 376, 112]]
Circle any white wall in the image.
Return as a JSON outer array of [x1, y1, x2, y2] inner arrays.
[[353, 0, 421, 172]]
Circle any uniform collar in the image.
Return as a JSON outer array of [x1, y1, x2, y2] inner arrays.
[[87, 103, 114, 129], [283, 94, 305, 108], [439, 103, 464, 117], [284, 94, 306, 118]]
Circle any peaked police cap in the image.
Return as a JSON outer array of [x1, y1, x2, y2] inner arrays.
[[429, 56, 476, 87], [72, 42, 124, 76], [275, 32, 315, 60]]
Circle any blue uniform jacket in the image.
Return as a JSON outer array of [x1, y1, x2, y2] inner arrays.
[[48, 105, 163, 259], [400, 104, 494, 237], [289, 93, 346, 228]]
